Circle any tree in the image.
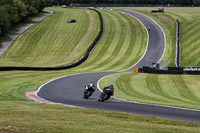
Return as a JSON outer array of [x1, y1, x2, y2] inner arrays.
[[0, 28, 1, 36], [0, 6, 10, 35], [1, 4, 19, 25], [13, 0, 28, 20], [0, 0, 14, 6]]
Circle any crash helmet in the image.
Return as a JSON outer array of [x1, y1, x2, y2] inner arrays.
[[89, 83, 95, 88], [109, 85, 113, 89]]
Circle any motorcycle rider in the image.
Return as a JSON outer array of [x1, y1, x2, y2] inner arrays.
[[83, 83, 95, 99], [103, 85, 114, 94], [98, 85, 114, 102]]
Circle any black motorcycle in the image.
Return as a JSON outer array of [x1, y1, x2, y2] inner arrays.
[[83, 84, 95, 99], [98, 85, 114, 102]]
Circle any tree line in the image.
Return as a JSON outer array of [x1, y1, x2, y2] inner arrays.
[[0, 0, 51, 38], [53, 0, 200, 6]]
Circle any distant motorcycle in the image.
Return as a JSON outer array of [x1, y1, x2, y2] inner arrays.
[[98, 85, 114, 102], [83, 83, 95, 99]]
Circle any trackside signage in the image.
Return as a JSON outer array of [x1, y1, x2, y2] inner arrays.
[[183, 67, 200, 71]]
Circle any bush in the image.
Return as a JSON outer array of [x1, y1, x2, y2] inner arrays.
[[0, 6, 10, 35], [1, 4, 19, 25]]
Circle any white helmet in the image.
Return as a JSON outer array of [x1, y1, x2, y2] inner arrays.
[[89, 83, 95, 88]]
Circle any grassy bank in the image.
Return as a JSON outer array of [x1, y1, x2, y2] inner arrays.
[[1, 102, 200, 133], [100, 72, 200, 110], [73, 9, 147, 71], [0, 8, 100, 67]]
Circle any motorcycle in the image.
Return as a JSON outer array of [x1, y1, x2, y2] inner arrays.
[[83, 84, 95, 99], [98, 85, 114, 102]]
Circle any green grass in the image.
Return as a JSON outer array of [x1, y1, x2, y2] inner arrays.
[[73, 9, 147, 71], [1, 101, 200, 133], [100, 72, 200, 110], [0, 70, 76, 101], [0, 8, 100, 67]]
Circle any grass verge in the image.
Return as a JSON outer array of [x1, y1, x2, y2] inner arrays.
[[0, 8, 100, 67], [100, 72, 200, 110], [1, 102, 200, 133]]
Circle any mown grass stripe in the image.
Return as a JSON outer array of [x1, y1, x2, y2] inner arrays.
[[119, 23, 147, 70], [86, 11, 123, 70], [182, 26, 200, 45], [187, 48, 200, 66], [102, 13, 132, 71], [116, 73, 161, 101], [76, 11, 114, 71], [171, 75, 200, 103], [182, 40, 200, 55], [94, 11, 127, 71], [181, 41, 200, 66], [104, 13, 142, 71], [78, 11, 119, 71], [145, 75, 174, 103], [181, 20, 200, 35], [147, 75, 193, 103], [180, 20, 200, 66]]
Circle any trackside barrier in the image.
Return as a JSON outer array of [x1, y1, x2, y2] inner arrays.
[[151, 8, 164, 13], [175, 19, 180, 67], [138, 67, 200, 75], [138, 67, 182, 74], [0, 8, 103, 71]]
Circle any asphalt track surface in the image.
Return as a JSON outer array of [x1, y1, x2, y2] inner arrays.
[[37, 9, 200, 122]]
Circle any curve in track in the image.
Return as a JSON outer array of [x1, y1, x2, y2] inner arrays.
[[36, 9, 200, 123]]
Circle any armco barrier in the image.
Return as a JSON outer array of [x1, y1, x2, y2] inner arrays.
[[138, 67, 200, 75], [138, 67, 183, 74], [0, 8, 103, 71], [175, 19, 180, 67]]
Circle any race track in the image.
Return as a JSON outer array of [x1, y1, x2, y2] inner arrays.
[[36, 9, 200, 122]]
